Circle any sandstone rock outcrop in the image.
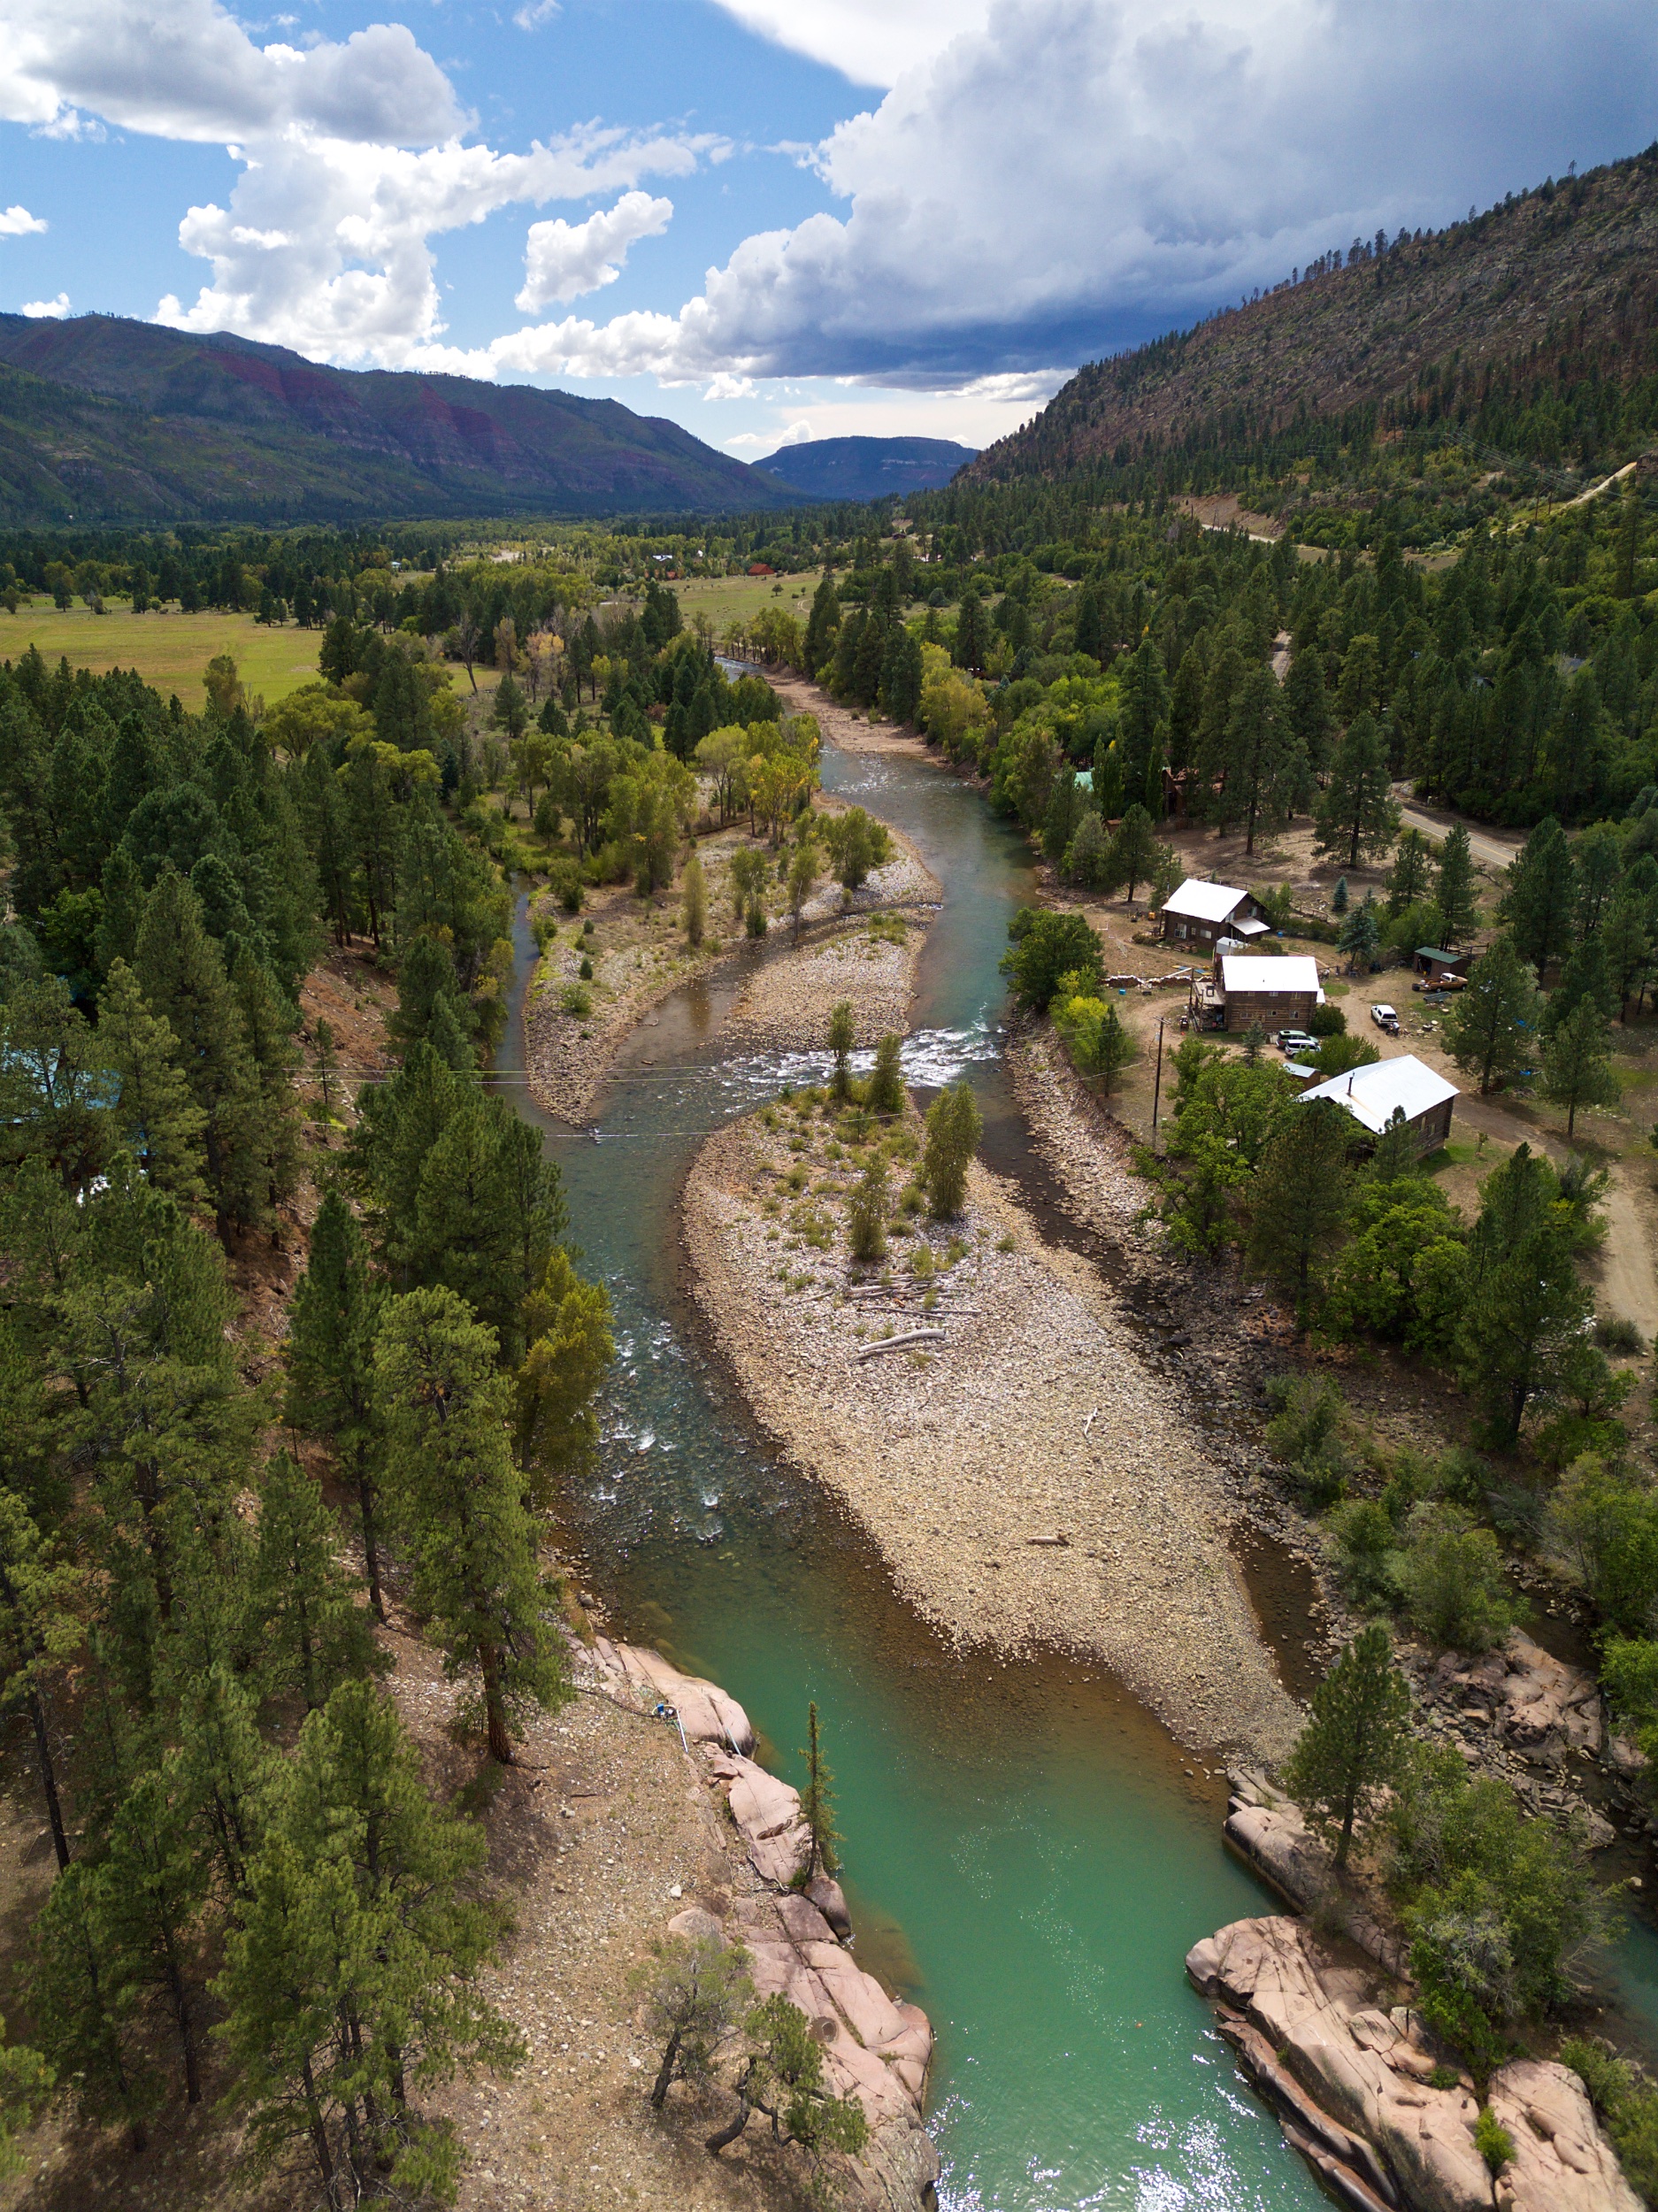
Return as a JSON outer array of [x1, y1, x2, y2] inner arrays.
[[1188, 1916, 1639, 2212], [586, 1635, 756, 1753], [1432, 1633, 1604, 1761]]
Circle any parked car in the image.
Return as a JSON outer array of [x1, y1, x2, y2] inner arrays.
[[1276, 1029, 1318, 1056], [1370, 1003, 1400, 1034]]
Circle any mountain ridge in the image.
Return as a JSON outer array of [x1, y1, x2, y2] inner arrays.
[[963, 147, 1658, 514], [0, 313, 787, 524], [752, 434, 976, 501]]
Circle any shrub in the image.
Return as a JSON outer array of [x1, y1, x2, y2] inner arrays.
[[1394, 1504, 1519, 1651], [1596, 1315, 1645, 1356], [547, 856, 585, 911], [1475, 2106, 1516, 2176], [1326, 1498, 1398, 1607], [560, 983, 592, 1018], [579, 955, 594, 979], [1308, 1002, 1347, 1038], [1558, 2037, 1658, 2202], [847, 1157, 890, 1263]]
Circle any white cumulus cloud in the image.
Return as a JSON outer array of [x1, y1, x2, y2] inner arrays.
[[20, 290, 69, 316], [545, 0, 1658, 387], [0, 204, 46, 235], [516, 190, 672, 312], [702, 0, 990, 88]]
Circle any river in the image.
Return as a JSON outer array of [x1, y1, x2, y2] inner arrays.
[[492, 731, 1333, 2210]]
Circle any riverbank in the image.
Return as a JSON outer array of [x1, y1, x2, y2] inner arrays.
[[526, 816, 940, 1123], [681, 1094, 1301, 1764]]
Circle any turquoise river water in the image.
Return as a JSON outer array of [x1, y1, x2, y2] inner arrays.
[[491, 733, 1336, 2211]]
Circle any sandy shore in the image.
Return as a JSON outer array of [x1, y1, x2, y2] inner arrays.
[[682, 1098, 1301, 1765]]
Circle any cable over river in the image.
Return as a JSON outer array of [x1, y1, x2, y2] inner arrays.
[[492, 731, 1329, 2210]]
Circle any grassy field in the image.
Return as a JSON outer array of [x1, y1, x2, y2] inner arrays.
[[0, 602, 332, 702], [675, 568, 824, 632]]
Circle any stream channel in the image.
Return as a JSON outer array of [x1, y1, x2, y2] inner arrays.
[[492, 732, 1333, 2210]]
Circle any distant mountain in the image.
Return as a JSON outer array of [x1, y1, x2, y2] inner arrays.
[[752, 435, 975, 501], [0, 313, 788, 524], [964, 149, 1658, 500]]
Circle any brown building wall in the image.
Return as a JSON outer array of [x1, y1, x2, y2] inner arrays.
[[1222, 988, 1317, 1033]]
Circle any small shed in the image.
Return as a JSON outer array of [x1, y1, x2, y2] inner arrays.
[[1299, 1054, 1459, 1153], [1415, 947, 1472, 986], [1158, 879, 1270, 948], [1212, 955, 1323, 1033]]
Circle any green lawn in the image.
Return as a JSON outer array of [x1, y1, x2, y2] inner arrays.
[[0, 600, 457, 706]]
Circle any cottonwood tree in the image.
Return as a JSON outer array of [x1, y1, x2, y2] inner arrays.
[[867, 1033, 905, 1114], [680, 851, 706, 948], [373, 1287, 564, 1763], [922, 1082, 982, 1217], [828, 999, 856, 1103], [1284, 1625, 1410, 1869], [847, 1156, 889, 1264]]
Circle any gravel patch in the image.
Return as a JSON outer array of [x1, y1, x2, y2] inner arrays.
[[682, 1102, 1301, 1765]]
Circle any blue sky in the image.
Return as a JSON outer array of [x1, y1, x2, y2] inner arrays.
[[2, 0, 1655, 460]]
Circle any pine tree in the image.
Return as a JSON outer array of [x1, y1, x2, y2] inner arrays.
[[373, 1289, 565, 1763], [799, 1701, 840, 1877], [247, 1454, 380, 1712], [1440, 937, 1543, 1094], [1502, 815, 1577, 980], [1283, 1625, 1409, 1869], [1367, 1106, 1421, 1184], [216, 1679, 521, 2208], [0, 1488, 81, 1870], [96, 844, 148, 976], [1314, 712, 1399, 868], [286, 1190, 388, 1618], [1215, 664, 1302, 854], [953, 586, 988, 675], [173, 1657, 278, 1898], [1601, 882, 1654, 1020], [97, 957, 209, 1208], [1542, 997, 1620, 1137], [1110, 803, 1161, 905], [133, 868, 259, 1241], [1283, 647, 1332, 779], [1385, 827, 1430, 915], [804, 578, 840, 672], [1615, 478, 1642, 601], [1457, 1158, 1590, 1441], [1247, 1096, 1351, 1323], [31, 1861, 159, 2151], [921, 1082, 982, 1217], [1432, 823, 1478, 948], [388, 936, 472, 1071], [96, 1756, 211, 2103], [1338, 895, 1381, 974]]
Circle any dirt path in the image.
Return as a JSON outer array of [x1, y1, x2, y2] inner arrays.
[[1389, 788, 1523, 873]]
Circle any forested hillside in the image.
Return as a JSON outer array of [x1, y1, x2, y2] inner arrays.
[[0, 314, 785, 524], [966, 146, 1658, 549]]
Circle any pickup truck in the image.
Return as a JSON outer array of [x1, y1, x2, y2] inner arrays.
[[1370, 1003, 1400, 1034]]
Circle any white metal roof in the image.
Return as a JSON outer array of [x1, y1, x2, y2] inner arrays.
[[1233, 916, 1271, 937], [1163, 879, 1251, 924], [1218, 956, 1322, 995], [1298, 1053, 1460, 1135]]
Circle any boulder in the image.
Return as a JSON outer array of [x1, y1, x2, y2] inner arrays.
[[1224, 1801, 1402, 1970], [807, 1871, 854, 1938], [1498, 1634, 1603, 1756], [1608, 1735, 1648, 1775], [1188, 1916, 1640, 2212], [666, 1906, 725, 1946], [587, 1637, 756, 1753]]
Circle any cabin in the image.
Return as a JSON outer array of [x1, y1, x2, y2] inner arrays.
[[1299, 1054, 1459, 1153], [1414, 947, 1472, 987], [1196, 955, 1323, 1033], [1157, 879, 1270, 949]]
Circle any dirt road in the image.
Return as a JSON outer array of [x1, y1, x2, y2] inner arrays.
[[1390, 789, 1524, 874]]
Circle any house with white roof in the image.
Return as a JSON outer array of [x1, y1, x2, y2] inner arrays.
[[1199, 955, 1324, 1033], [1299, 1054, 1459, 1154], [1157, 878, 1270, 949]]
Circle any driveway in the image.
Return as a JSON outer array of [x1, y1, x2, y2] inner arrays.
[[1390, 788, 1524, 874]]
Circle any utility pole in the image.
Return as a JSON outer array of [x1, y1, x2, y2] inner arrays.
[[1151, 1015, 1166, 1149]]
